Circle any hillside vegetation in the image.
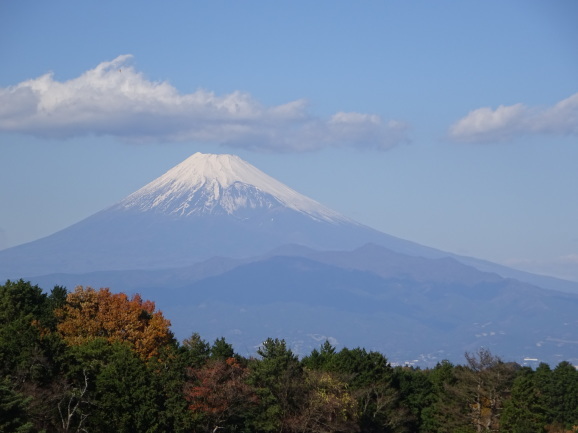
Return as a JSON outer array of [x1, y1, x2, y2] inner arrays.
[[1, 280, 577, 433]]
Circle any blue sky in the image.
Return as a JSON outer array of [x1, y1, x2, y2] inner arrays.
[[1, 1, 577, 281]]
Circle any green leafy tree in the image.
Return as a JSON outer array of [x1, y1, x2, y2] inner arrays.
[[67, 340, 160, 433], [94, 344, 158, 432], [148, 344, 194, 433], [59, 337, 191, 433]]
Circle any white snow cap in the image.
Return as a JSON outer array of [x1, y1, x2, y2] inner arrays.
[[120, 153, 351, 223]]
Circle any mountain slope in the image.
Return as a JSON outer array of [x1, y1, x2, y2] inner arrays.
[[119, 153, 349, 222], [163, 254, 578, 365], [24, 243, 578, 366], [1, 153, 577, 296], [0, 153, 443, 277]]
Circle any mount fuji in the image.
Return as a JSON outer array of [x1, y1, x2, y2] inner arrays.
[[0, 153, 443, 277], [2, 152, 578, 366]]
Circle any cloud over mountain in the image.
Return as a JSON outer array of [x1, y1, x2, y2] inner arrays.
[[448, 92, 578, 143], [0, 55, 409, 152]]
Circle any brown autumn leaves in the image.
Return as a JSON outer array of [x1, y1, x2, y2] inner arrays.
[[55, 286, 173, 360]]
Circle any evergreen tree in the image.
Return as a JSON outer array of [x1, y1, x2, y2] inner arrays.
[[210, 337, 236, 361], [302, 340, 337, 371], [181, 332, 211, 368], [550, 361, 578, 429], [248, 338, 305, 432], [501, 367, 547, 433], [0, 280, 68, 431], [330, 347, 410, 432], [148, 344, 193, 433], [394, 366, 435, 433], [0, 378, 34, 433], [0, 280, 50, 380], [81, 341, 160, 433]]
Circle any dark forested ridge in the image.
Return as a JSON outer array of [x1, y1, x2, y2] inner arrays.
[[2, 280, 578, 433]]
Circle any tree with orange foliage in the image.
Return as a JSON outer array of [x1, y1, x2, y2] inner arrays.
[[56, 286, 174, 359]]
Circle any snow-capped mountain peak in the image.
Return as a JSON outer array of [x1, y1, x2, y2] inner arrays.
[[119, 153, 350, 223]]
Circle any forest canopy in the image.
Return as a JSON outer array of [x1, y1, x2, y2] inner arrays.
[[1, 279, 577, 433]]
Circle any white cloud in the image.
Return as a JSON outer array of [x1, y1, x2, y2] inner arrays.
[[448, 92, 578, 143], [327, 113, 409, 151], [0, 55, 409, 152]]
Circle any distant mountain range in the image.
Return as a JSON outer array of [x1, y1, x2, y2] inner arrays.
[[1, 153, 577, 366]]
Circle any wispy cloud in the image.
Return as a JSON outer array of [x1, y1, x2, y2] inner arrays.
[[0, 55, 409, 152], [448, 92, 578, 143]]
